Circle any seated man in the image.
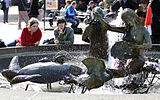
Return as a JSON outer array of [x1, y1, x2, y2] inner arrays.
[[77, 0, 87, 12], [43, 18, 74, 45], [64, 0, 71, 9], [83, 1, 95, 24], [111, 0, 139, 12], [86, 1, 95, 14], [65, 1, 80, 28]]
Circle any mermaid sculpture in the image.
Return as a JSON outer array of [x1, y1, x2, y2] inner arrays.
[[81, 8, 152, 90]]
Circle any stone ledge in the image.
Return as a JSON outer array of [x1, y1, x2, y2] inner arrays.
[[150, 44, 160, 51], [0, 44, 90, 56], [0, 88, 160, 100], [0, 44, 160, 56]]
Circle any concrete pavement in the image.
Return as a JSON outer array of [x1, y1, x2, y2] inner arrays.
[[0, 6, 86, 45]]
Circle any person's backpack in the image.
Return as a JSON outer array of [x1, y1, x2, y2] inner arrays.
[[1, 1, 6, 10], [0, 39, 6, 47], [72, 28, 83, 34]]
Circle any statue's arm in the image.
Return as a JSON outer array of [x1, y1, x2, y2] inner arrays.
[[82, 26, 90, 43], [130, 30, 152, 49], [108, 25, 125, 33], [95, 13, 125, 33], [137, 31, 152, 49]]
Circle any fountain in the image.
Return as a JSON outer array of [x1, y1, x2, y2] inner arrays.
[[0, 45, 89, 93], [0, 44, 160, 94], [1, 7, 160, 100]]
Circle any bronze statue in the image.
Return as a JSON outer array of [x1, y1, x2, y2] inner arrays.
[[81, 8, 152, 90], [82, 7, 109, 59]]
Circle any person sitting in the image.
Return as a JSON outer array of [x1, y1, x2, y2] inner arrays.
[[98, 1, 104, 9], [77, 0, 87, 12], [7, 18, 42, 46], [65, 1, 80, 28], [43, 18, 74, 45], [83, 1, 96, 24], [110, 0, 139, 12], [86, 1, 95, 14], [64, 0, 71, 9]]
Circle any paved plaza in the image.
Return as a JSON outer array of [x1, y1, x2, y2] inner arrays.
[[0, 6, 87, 45]]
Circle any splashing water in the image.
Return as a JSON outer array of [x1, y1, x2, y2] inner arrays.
[[1, 8, 160, 94], [107, 8, 124, 69]]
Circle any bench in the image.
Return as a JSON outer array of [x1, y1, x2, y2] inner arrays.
[[42, 17, 53, 21]]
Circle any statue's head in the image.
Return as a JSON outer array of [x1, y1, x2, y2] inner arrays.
[[90, 7, 104, 21], [68, 65, 83, 76], [121, 8, 143, 26]]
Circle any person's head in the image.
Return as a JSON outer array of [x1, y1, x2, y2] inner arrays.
[[79, 0, 83, 4], [98, 1, 104, 9], [71, 1, 77, 9], [57, 18, 66, 29], [136, 6, 146, 13], [89, 1, 95, 8], [121, 9, 143, 26], [92, 7, 104, 19], [28, 18, 39, 32], [66, 0, 71, 6]]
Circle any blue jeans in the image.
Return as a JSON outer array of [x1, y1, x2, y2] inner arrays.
[[65, 17, 80, 28], [7, 40, 17, 47], [3, 7, 9, 22]]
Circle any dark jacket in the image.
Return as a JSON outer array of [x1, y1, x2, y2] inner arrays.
[[28, 0, 39, 17], [17, 0, 28, 11], [77, 3, 87, 12], [1, 1, 6, 10], [151, 0, 160, 36], [87, 6, 95, 12], [65, 5, 77, 18], [54, 27, 74, 44], [111, 0, 139, 11]]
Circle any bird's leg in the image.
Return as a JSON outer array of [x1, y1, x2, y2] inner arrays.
[[47, 83, 52, 89], [25, 84, 29, 91], [68, 84, 75, 93], [81, 86, 87, 94]]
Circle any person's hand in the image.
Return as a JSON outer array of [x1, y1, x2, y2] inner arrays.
[[54, 40, 59, 44], [16, 43, 21, 46], [58, 28, 64, 34], [35, 41, 40, 45], [76, 11, 80, 15]]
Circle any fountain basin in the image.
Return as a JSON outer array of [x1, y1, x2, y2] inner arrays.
[[0, 44, 89, 70], [0, 44, 160, 69], [0, 44, 160, 94]]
